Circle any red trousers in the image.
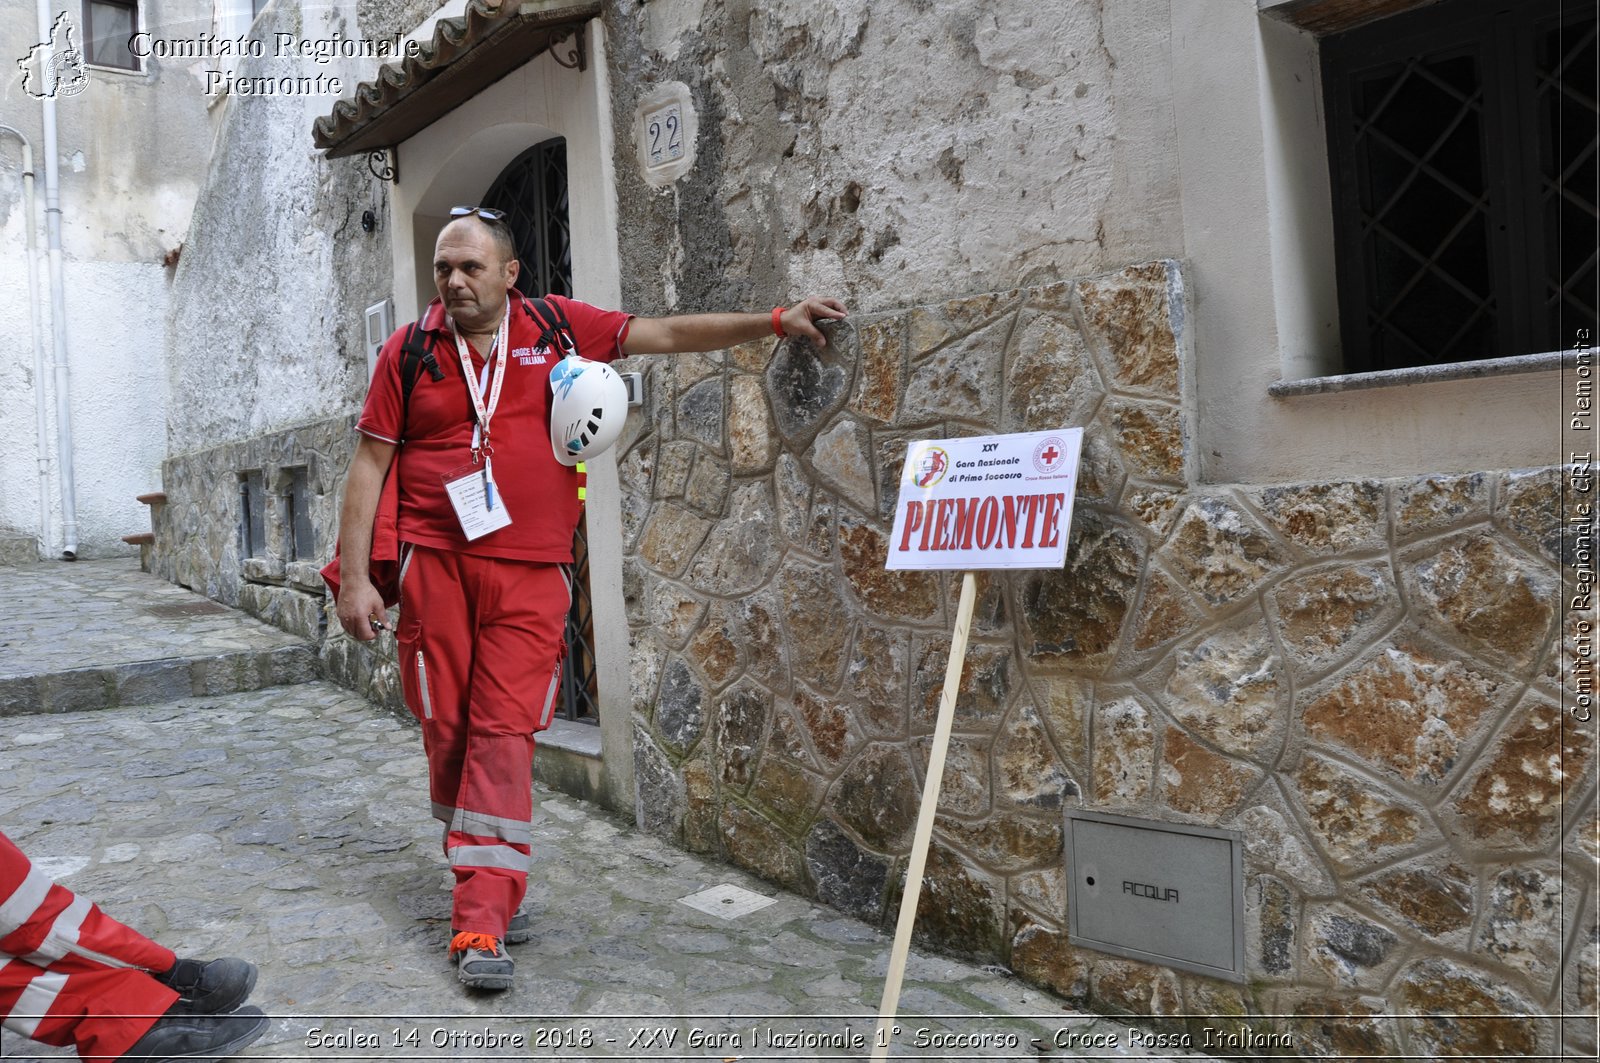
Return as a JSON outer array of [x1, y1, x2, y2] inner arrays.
[[397, 545, 569, 937], [0, 832, 177, 1060]]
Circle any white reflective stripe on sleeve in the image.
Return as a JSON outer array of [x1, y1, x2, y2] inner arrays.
[[21, 894, 90, 966], [431, 802, 454, 824], [0, 865, 51, 938], [8, 968, 67, 1038], [451, 809, 533, 846], [447, 845, 530, 873]]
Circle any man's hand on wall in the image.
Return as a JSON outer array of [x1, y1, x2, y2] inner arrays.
[[780, 296, 849, 347]]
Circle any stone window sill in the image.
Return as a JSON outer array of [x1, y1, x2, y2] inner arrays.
[[539, 717, 601, 758], [241, 558, 326, 594], [1268, 348, 1589, 398], [85, 62, 147, 78], [240, 557, 285, 584]]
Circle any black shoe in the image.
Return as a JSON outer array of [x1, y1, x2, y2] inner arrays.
[[121, 1005, 268, 1061], [154, 958, 258, 1015]]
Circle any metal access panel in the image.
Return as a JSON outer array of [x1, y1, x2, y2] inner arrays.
[[364, 299, 393, 382], [1066, 809, 1245, 982]]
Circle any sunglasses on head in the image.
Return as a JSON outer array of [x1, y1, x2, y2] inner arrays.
[[449, 205, 506, 221]]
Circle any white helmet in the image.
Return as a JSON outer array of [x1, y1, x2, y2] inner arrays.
[[549, 355, 629, 467]]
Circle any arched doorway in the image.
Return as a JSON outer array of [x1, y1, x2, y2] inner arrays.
[[481, 138, 573, 299], [482, 137, 598, 727]]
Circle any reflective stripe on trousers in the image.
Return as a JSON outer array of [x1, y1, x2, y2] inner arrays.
[[0, 831, 178, 1059], [397, 546, 571, 937]]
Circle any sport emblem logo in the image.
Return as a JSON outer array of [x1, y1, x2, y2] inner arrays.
[[908, 445, 949, 489]]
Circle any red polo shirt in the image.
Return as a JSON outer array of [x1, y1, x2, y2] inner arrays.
[[357, 292, 631, 562]]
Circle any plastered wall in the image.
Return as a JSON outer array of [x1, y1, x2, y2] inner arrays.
[[0, 0, 212, 558]]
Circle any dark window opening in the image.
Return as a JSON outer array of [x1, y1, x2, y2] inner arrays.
[[238, 471, 265, 559], [1323, 0, 1597, 372], [83, 0, 139, 69], [284, 466, 315, 562]]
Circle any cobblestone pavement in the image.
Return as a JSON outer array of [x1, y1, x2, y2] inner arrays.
[[0, 561, 1196, 1061]]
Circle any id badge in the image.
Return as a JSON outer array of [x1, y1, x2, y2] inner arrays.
[[443, 462, 513, 540]]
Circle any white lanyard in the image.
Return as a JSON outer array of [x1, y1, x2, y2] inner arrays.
[[449, 302, 510, 508]]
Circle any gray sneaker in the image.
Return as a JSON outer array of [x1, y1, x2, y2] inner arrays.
[[449, 933, 513, 991]]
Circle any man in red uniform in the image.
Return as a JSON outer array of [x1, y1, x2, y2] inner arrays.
[[0, 831, 266, 1061], [334, 207, 845, 989]]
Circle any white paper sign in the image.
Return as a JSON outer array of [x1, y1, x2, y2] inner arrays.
[[443, 467, 513, 541], [885, 428, 1083, 571]]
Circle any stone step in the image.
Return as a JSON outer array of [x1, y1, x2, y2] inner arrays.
[[0, 645, 319, 717], [0, 558, 322, 717]]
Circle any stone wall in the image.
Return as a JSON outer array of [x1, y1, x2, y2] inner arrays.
[[620, 260, 1591, 1055], [147, 414, 400, 713]]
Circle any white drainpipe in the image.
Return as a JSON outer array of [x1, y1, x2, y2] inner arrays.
[[35, 0, 77, 559], [0, 124, 53, 560]]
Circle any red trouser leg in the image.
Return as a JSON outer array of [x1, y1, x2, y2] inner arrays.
[[0, 832, 177, 1060], [397, 547, 569, 938]]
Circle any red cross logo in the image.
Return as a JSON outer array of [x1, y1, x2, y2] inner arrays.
[[1032, 435, 1070, 475]]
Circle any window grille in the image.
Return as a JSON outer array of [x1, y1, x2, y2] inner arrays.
[[561, 515, 600, 724], [482, 139, 573, 300], [1323, 0, 1597, 371]]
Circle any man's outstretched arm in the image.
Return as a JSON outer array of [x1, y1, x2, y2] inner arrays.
[[621, 295, 847, 355], [334, 433, 397, 642]]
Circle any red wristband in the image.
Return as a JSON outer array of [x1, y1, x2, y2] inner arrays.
[[771, 306, 787, 338]]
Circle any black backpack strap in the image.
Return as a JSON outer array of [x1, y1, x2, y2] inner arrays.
[[396, 322, 445, 438], [521, 295, 578, 358]]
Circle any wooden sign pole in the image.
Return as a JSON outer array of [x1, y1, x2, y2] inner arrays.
[[871, 571, 978, 1061]]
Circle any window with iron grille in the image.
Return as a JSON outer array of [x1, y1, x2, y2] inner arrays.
[[481, 138, 598, 724], [82, 0, 139, 69], [1322, 0, 1597, 372]]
